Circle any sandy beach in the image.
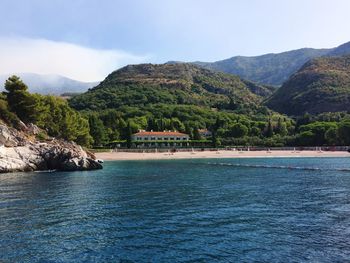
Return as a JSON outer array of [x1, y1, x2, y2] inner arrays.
[[95, 150, 350, 161]]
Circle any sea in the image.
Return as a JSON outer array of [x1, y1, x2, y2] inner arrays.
[[1, 158, 350, 262]]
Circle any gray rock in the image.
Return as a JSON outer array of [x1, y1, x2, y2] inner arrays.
[[0, 125, 19, 147], [0, 124, 102, 173], [17, 121, 28, 131], [27, 123, 41, 135]]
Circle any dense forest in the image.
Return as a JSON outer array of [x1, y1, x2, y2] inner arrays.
[[1, 60, 350, 148], [69, 63, 350, 148]]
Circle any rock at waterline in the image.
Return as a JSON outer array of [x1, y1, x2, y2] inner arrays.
[[0, 124, 102, 173]]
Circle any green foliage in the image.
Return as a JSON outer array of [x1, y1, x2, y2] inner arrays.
[[1, 76, 92, 146], [265, 120, 274, 137], [297, 131, 315, 146], [338, 120, 350, 145], [88, 114, 108, 146], [64, 62, 350, 147], [69, 63, 266, 114], [0, 95, 20, 128], [298, 122, 338, 145], [4, 75, 38, 123], [34, 95, 92, 145], [126, 121, 132, 149], [227, 123, 248, 138], [36, 131, 48, 141], [324, 127, 339, 145], [193, 127, 201, 140]]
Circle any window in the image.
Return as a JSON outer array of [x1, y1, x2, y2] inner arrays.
[[151, 137, 156, 141], [176, 137, 181, 140]]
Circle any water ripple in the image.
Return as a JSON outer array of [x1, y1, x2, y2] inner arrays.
[[1, 158, 350, 262]]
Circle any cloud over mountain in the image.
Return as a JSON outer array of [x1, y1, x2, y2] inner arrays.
[[0, 37, 150, 82]]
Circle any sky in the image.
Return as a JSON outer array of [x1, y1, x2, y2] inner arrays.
[[1, 0, 350, 81]]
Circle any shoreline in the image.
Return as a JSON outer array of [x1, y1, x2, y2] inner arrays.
[[95, 150, 350, 161]]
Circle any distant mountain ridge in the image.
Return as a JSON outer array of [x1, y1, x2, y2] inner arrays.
[[0, 73, 99, 95], [192, 41, 350, 86], [265, 55, 350, 115]]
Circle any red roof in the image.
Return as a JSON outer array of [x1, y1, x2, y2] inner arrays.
[[133, 131, 189, 136]]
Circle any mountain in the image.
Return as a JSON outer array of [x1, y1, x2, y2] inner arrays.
[[265, 55, 350, 115], [0, 73, 99, 95], [193, 41, 350, 86], [327, 41, 350, 56], [69, 63, 272, 113]]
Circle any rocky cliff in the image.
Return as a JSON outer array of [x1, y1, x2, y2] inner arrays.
[[0, 124, 102, 173]]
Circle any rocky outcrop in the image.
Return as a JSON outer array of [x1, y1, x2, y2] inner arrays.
[[0, 124, 102, 173]]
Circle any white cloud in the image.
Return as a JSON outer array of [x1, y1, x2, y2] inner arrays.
[[0, 37, 150, 82]]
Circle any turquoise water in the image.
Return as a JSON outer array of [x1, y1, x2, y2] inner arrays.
[[1, 158, 350, 262]]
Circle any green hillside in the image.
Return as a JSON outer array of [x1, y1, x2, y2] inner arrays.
[[266, 55, 350, 115], [68, 62, 350, 148], [69, 63, 272, 113], [69, 63, 302, 147]]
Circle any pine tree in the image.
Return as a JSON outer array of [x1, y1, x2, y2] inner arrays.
[[266, 119, 274, 137], [88, 114, 108, 146], [276, 118, 288, 136], [193, 127, 201, 140], [4, 75, 37, 123], [126, 121, 133, 148]]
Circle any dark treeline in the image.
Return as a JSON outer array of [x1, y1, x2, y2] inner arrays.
[[82, 106, 350, 147]]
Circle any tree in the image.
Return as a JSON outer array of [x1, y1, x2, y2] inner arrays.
[[4, 75, 37, 123], [0, 97, 20, 127], [228, 123, 248, 138], [325, 127, 339, 145], [147, 117, 157, 131], [265, 119, 274, 137], [297, 131, 315, 146], [211, 130, 218, 148], [34, 95, 92, 146], [171, 118, 185, 132], [126, 121, 133, 148], [193, 127, 202, 140], [275, 118, 288, 136], [184, 123, 193, 139], [249, 126, 261, 137], [298, 122, 337, 146], [338, 120, 350, 145], [88, 114, 108, 146]]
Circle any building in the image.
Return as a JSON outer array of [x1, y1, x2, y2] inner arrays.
[[198, 129, 212, 138], [132, 130, 190, 148]]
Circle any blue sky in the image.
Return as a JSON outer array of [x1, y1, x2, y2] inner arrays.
[[1, 0, 350, 81]]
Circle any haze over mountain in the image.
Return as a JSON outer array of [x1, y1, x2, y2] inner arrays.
[[193, 41, 350, 86], [0, 73, 99, 95], [266, 55, 350, 115]]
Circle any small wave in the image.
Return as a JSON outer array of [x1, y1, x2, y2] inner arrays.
[[34, 169, 57, 173], [206, 162, 350, 173]]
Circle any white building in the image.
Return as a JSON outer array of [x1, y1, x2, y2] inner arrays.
[[132, 130, 189, 147]]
